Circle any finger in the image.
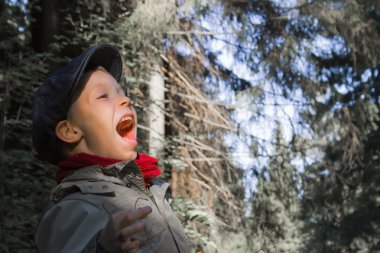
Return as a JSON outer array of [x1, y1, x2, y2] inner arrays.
[[118, 220, 146, 241], [121, 239, 141, 251], [118, 206, 152, 228]]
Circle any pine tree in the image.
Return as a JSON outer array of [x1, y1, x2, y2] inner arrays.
[[250, 127, 304, 252], [0, 1, 53, 251], [176, 0, 380, 250]]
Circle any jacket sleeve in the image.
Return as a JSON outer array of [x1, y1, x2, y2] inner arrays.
[[35, 199, 109, 253]]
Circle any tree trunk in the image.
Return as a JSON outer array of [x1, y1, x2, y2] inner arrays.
[[148, 67, 165, 157], [30, 0, 59, 52]]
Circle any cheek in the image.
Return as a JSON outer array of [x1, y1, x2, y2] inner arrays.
[[91, 109, 117, 136], [71, 101, 116, 137], [71, 108, 98, 134]]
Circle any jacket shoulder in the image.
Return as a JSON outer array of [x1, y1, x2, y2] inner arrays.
[[51, 181, 119, 202], [36, 198, 108, 253]]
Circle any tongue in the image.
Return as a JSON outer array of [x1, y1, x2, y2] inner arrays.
[[124, 131, 135, 140]]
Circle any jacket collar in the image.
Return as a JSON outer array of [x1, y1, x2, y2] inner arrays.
[[61, 160, 168, 193]]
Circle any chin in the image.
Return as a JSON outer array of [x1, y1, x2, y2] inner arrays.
[[113, 149, 137, 161]]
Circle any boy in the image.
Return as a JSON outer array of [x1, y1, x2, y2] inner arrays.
[[33, 44, 190, 253]]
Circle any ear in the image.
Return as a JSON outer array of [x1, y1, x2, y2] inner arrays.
[[55, 120, 83, 143]]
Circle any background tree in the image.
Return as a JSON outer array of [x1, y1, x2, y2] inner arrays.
[[250, 126, 304, 252], [173, 0, 380, 251]]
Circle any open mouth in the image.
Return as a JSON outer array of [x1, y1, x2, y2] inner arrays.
[[116, 115, 135, 141]]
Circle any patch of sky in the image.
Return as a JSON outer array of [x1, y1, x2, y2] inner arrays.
[[332, 36, 348, 55], [315, 86, 331, 104], [210, 38, 258, 83], [175, 40, 193, 57], [233, 84, 308, 154], [331, 101, 343, 112], [311, 35, 334, 58], [311, 35, 347, 59], [350, 80, 361, 91], [9, 0, 28, 10], [285, 22, 292, 34], [320, 68, 331, 83], [348, 99, 356, 107], [294, 149, 327, 193], [309, 147, 325, 162], [249, 14, 265, 25], [275, 36, 286, 46], [233, 141, 256, 166], [334, 83, 349, 95], [346, 74, 353, 85], [246, 177, 259, 198], [327, 1, 345, 9], [270, 0, 298, 9], [223, 133, 257, 192], [361, 69, 372, 83], [8, 0, 29, 32], [312, 17, 319, 29], [292, 39, 317, 78], [267, 87, 304, 141], [322, 65, 365, 98], [293, 55, 310, 77], [326, 131, 338, 142], [290, 157, 306, 173], [232, 93, 255, 127], [195, 3, 319, 196], [277, 69, 284, 80], [215, 79, 236, 106], [199, 3, 234, 33], [291, 15, 320, 38], [319, 168, 329, 177]]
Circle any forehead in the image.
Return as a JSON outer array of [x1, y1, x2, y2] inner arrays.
[[68, 67, 123, 114], [84, 67, 122, 91]]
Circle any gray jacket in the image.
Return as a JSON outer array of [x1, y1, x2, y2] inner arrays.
[[35, 161, 190, 253]]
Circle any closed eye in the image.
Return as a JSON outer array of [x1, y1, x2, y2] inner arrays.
[[97, 94, 108, 99]]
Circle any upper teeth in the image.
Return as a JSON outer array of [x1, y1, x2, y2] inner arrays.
[[120, 116, 132, 123]]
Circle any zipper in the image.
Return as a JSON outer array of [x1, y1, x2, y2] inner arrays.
[[127, 177, 181, 252]]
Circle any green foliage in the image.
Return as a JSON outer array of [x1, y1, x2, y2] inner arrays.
[[171, 198, 218, 251], [249, 127, 304, 252], [177, 0, 380, 251], [0, 2, 55, 252], [305, 0, 380, 71], [2, 0, 380, 252]]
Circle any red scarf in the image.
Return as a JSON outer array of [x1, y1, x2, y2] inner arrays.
[[57, 153, 161, 187]]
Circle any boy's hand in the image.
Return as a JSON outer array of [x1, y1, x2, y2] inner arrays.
[[99, 206, 152, 253]]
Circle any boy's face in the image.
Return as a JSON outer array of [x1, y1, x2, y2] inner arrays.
[[66, 68, 137, 161]]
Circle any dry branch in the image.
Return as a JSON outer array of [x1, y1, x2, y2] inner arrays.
[[163, 47, 244, 222]]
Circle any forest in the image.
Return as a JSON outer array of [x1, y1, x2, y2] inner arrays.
[[0, 0, 379, 252]]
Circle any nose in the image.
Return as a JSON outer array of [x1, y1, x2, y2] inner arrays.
[[119, 95, 131, 107]]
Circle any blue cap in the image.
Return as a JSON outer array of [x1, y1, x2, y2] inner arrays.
[[32, 44, 123, 163]]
